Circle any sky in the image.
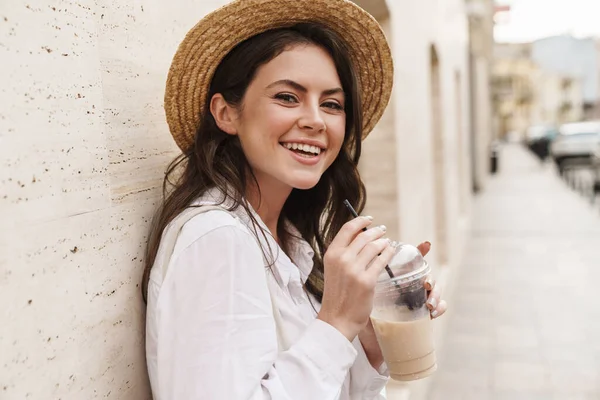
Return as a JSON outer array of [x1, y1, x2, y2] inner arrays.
[[494, 0, 600, 43]]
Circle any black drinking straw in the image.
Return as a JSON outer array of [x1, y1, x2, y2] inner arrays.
[[342, 200, 395, 279]]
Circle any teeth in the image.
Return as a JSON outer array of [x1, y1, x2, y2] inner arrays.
[[282, 142, 322, 155]]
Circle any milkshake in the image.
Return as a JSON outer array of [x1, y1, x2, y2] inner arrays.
[[371, 243, 437, 381], [371, 308, 436, 380]]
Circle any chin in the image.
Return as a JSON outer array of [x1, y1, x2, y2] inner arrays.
[[288, 176, 322, 191], [292, 182, 319, 190]]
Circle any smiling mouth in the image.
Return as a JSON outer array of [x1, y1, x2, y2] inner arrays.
[[280, 142, 324, 157]]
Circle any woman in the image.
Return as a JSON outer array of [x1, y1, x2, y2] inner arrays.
[[143, 0, 447, 398]]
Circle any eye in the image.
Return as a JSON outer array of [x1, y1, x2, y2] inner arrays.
[[322, 101, 344, 111], [274, 93, 298, 103]]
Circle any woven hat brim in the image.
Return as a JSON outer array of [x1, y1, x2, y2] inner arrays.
[[165, 0, 394, 152]]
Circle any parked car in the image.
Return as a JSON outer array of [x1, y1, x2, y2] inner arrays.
[[550, 121, 600, 169], [525, 125, 558, 161]]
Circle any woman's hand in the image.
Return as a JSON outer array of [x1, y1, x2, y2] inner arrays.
[[417, 241, 448, 319], [317, 216, 396, 341]]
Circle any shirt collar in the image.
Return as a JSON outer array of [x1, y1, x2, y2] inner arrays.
[[283, 222, 315, 283], [194, 187, 315, 286]]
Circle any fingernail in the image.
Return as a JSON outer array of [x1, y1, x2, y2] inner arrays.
[[378, 225, 387, 232], [363, 215, 374, 221], [425, 241, 431, 248], [427, 298, 437, 310], [424, 278, 433, 291], [431, 310, 439, 318]]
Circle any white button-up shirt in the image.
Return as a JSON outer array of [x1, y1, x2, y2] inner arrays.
[[146, 188, 389, 399]]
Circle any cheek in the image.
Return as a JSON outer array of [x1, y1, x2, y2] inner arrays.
[[328, 119, 346, 154], [238, 110, 277, 149], [245, 106, 297, 144], [268, 105, 301, 132]]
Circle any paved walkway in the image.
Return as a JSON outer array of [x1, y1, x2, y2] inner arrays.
[[426, 144, 600, 400]]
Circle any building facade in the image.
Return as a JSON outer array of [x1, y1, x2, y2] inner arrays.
[[493, 42, 586, 140], [355, 0, 494, 397], [531, 35, 600, 120], [530, 70, 584, 126]]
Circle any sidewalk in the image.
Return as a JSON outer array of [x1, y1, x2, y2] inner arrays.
[[426, 144, 600, 400]]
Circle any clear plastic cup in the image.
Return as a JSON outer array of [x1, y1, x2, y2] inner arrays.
[[370, 242, 437, 381]]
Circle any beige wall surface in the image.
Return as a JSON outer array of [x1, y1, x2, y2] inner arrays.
[[0, 1, 229, 398], [385, 0, 471, 269], [359, 17, 401, 241], [359, 6, 477, 398]]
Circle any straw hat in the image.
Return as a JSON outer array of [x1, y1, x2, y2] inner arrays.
[[164, 0, 393, 152]]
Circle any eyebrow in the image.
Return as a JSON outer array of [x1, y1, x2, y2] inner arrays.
[[266, 79, 344, 96]]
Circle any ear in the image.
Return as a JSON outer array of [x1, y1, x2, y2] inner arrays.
[[209, 93, 238, 135]]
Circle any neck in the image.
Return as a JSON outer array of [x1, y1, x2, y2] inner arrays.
[[245, 175, 292, 241]]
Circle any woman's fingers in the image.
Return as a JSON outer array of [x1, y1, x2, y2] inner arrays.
[[417, 241, 431, 257], [431, 300, 447, 319], [349, 226, 388, 258], [366, 243, 397, 280], [424, 275, 447, 319], [426, 284, 441, 311], [424, 275, 436, 292], [329, 216, 374, 248], [355, 238, 392, 270]]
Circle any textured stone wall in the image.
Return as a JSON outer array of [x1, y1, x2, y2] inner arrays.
[[0, 1, 228, 398]]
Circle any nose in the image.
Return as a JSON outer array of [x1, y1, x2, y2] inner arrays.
[[297, 102, 326, 133]]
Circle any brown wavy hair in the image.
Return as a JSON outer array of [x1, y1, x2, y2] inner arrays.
[[142, 23, 366, 303]]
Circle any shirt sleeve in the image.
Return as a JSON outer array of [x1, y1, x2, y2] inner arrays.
[[153, 224, 358, 400], [348, 339, 389, 400]]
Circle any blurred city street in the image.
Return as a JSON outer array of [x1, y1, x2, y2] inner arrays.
[[427, 143, 600, 399]]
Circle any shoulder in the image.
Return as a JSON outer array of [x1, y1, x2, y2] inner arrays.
[[159, 207, 265, 285], [174, 207, 254, 252]]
